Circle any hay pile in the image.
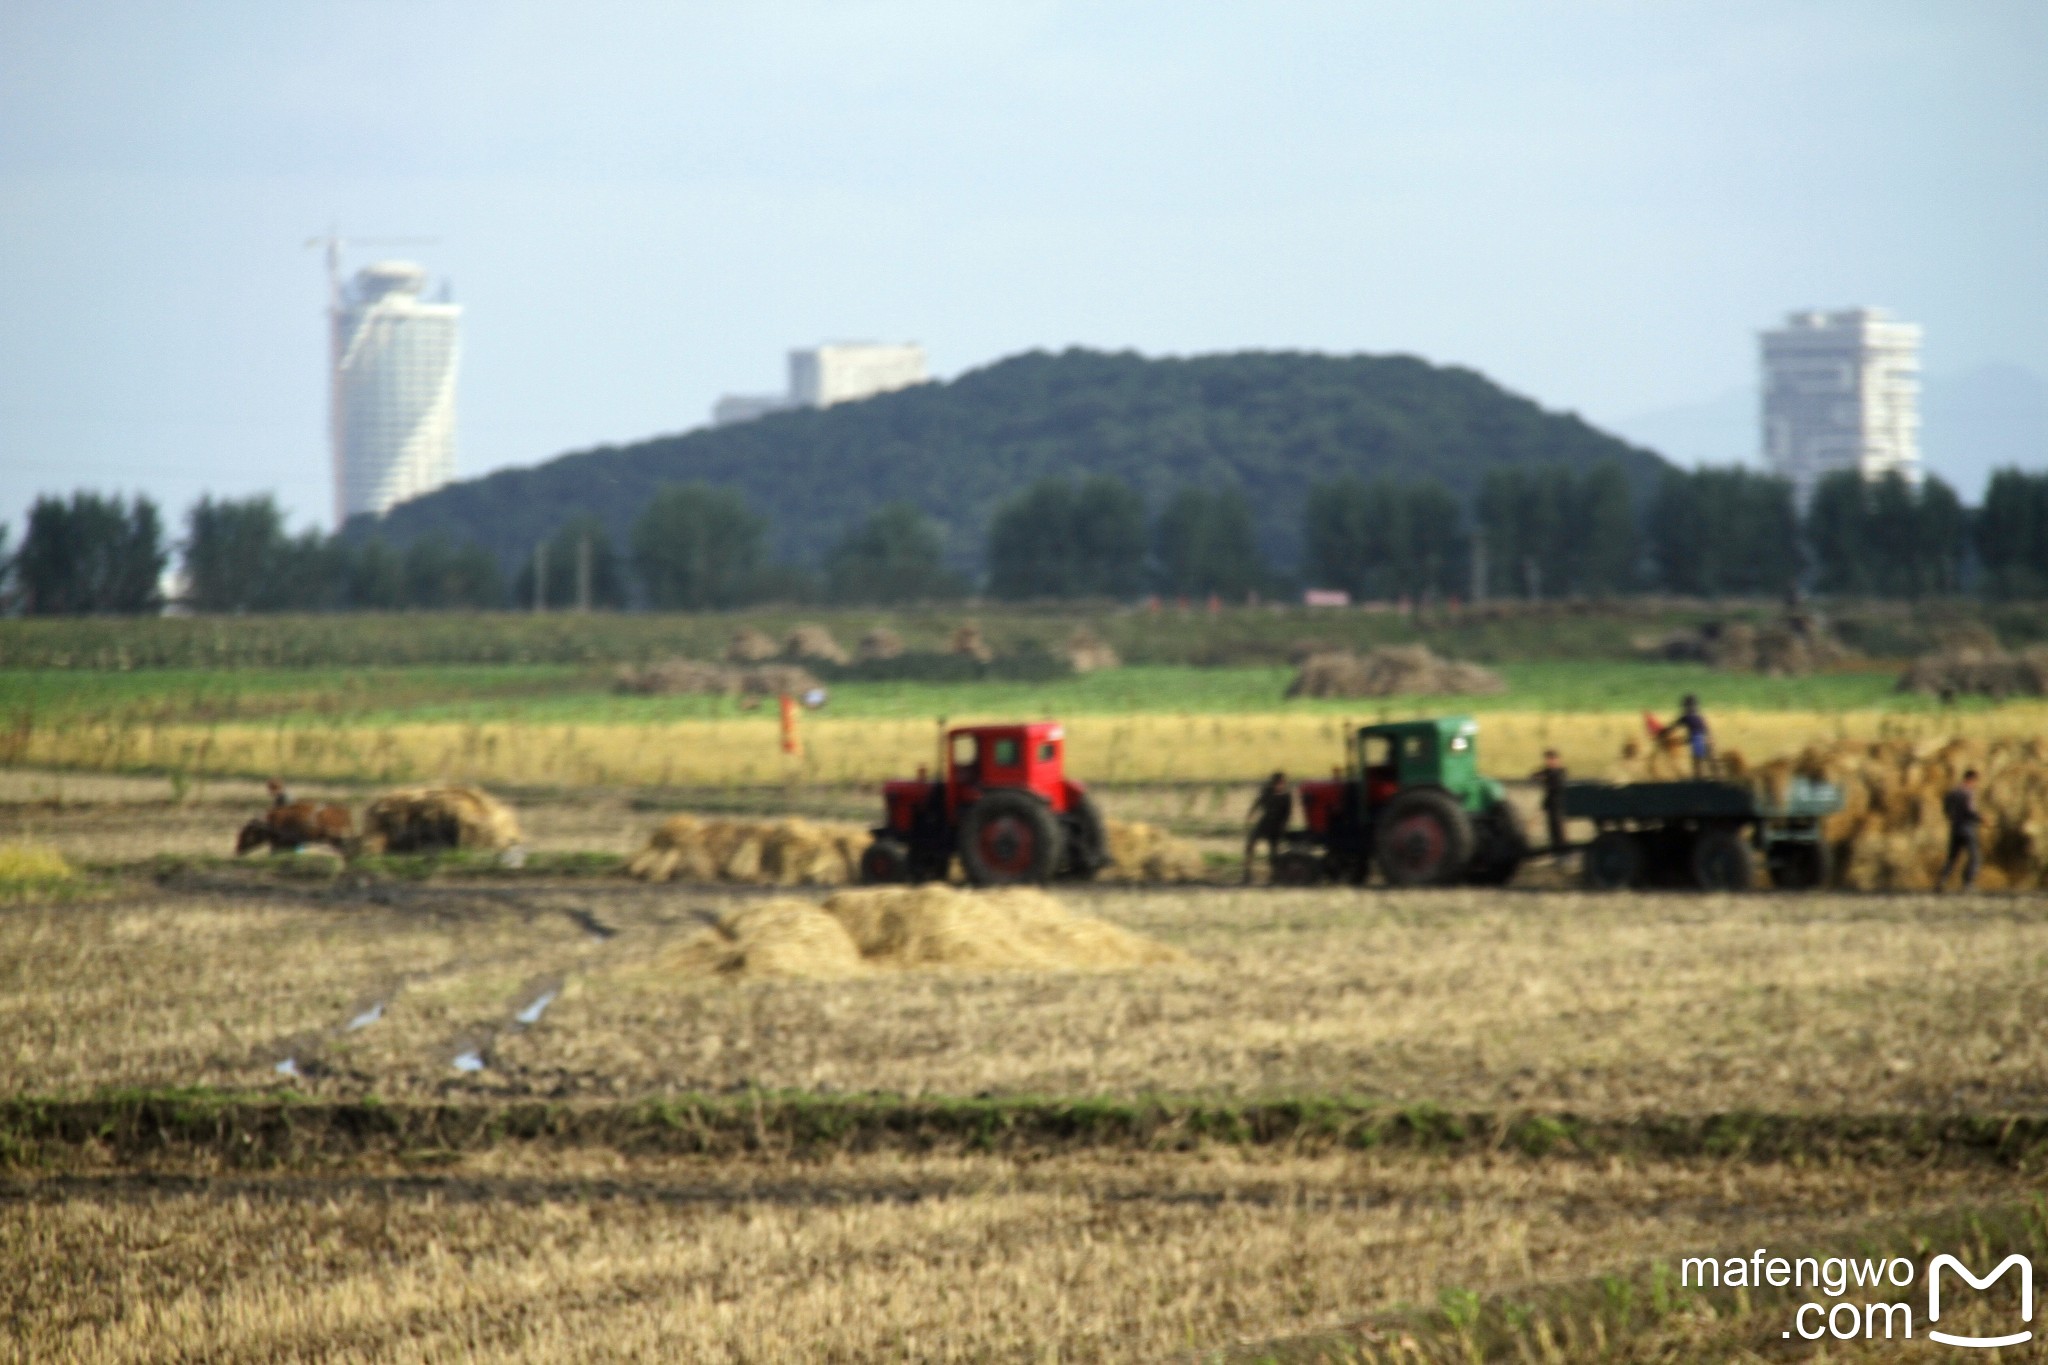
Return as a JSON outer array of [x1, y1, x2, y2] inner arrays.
[[614, 660, 821, 697], [362, 786, 523, 853], [1064, 627, 1121, 674], [1644, 613, 1852, 677], [783, 624, 850, 666], [726, 627, 779, 663], [857, 627, 905, 662], [949, 623, 994, 663], [1100, 820, 1207, 882], [665, 885, 1184, 980], [1744, 737, 2048, 890], [1285, 646, 1506, 699], [626, 814, 868, 885], [1896, 647, 2048, 699]]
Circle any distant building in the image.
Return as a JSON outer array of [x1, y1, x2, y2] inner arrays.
[[331, 261, 461, 522], [1760, 307, 1921, 504], [713, 342, 927, 426]]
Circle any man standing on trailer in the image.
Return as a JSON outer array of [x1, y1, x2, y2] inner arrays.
[[1661, 695, 1713, 778], [1532, 749, 1567, 853], [1936, 768, 1983, 891], [1243, 771, 1293, 884]]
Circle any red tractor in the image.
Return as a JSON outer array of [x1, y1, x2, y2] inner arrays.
[[859, 722, 1110, 886]]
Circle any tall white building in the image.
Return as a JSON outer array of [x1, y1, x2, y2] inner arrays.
[[713, 342, 927, 425], [1760, 307, 1921, 503], [330, 261, 461, 522]]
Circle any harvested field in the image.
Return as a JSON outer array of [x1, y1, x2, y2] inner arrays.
[[12, 1141, 2035, 1364], [7, 881, 2048, 1112]]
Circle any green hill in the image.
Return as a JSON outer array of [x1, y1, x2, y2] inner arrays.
[[364, 348, 1670, 573]]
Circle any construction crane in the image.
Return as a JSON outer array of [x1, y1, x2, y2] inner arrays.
[[304, 231, 440, 527]]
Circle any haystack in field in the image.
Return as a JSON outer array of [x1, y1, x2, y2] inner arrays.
[[1643, 612, 1851, 677], [361, 786, 523, 853], [1100, 820, 1207, 883], [1895, 647, 2048, 700], [1286, 646, 1505, 699], [1742, 736, 2048, 890], [783, 624, 850, 666], [856, 627, 905, 662], [613, 660, 822, 697], [663, 885, 1183, 980], [725, 627, 779, 663], [948, 623, 994, 663], [626, 814, 867, 885], [1064, 627, 1121, 673]]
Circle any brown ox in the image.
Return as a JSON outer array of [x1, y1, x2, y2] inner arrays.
[[236, 801, 356, 855]]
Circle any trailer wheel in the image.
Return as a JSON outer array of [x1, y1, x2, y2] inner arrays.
[[1583, 831, 1644, 890], [1691, 827, 1756, 891], [1767, 841, 1830, 891], [960, 791, 1064, 886], [859, 838, 912, 884], [1375, 789, 1475, 887]]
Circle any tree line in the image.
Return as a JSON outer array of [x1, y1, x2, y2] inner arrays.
[[6, 465, 2047, 614]]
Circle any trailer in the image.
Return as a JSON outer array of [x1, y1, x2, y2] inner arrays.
[[1560, 776, 1842, 891]]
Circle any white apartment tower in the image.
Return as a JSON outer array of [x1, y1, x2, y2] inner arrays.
[[329, 261, 461, 522], [1760, 307, 1921, 503], [713, 342, 927, 425]]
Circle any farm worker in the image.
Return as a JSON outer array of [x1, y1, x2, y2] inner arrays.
[[1532, 749, 1567, 852], [1936, 769, 1984, 891], [266, 777, 291, 808], [1660, 695, 1713, 778], [1242, 771, 1293, 884]]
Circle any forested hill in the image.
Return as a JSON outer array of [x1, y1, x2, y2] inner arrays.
[[365, 348, 1671, 571]]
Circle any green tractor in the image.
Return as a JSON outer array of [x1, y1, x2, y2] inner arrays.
[[1277, 716, 1528, 887]]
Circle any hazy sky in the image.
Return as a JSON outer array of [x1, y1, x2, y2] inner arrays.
[[2, 1, 2043, 537]]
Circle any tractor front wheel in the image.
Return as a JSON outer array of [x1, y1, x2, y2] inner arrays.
[[1466, 800, 1528, 886], [1374, 789, 1476, 887], [859, 838, 912, 884], [959, 792, 1064, 886]]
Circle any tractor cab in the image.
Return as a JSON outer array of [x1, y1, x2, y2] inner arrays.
[[943, 723, 1076, 816], [867, 721, 1107, 886], [1282, 715, 1525, 887]]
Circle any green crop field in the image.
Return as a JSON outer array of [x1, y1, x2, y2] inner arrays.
[[0, 658, 1959, 730]]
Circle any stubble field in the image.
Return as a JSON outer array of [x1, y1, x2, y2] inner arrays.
[[7, 796, 2048, 1360]]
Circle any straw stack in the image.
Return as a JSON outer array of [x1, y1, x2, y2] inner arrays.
[[663, 885, 1184, 980], [626, 814, 868, 885], [361, 785, 524, 853], [1742, 737, 2048, 891], [856, 627, 906, 662], [1100, 820, 1208, 882], [1064, 627, 1122, 674], [1286, 646, 1505, 699], [783, 624, 850, 666], [725, 627, 779, 663]]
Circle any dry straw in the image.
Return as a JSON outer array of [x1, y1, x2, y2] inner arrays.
[[360, 786, 524, 853], [663, 885, 1184, 979], [1286, 645, 1505, 699], [1743, 736, 2048, 890], [626, 814, 867, 885]]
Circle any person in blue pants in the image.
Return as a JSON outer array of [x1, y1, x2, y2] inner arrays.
[[1661, 695, 1713, 778]]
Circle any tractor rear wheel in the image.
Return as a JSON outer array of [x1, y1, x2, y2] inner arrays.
[[1466, 800, 1528, 886], [1374, 788, 1475, 887], [959, 791, 1064, 886], [1582, 831, 1643, 890], [859, 838, 912, 884], [1691, 827, 1756, 891]]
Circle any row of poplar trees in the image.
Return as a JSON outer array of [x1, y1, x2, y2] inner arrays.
[[8, 466, 2048, 613]]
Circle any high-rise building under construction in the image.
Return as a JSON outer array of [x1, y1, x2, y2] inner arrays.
[[1760, 307, 1921, 505], [329, 261, 461, 523]]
